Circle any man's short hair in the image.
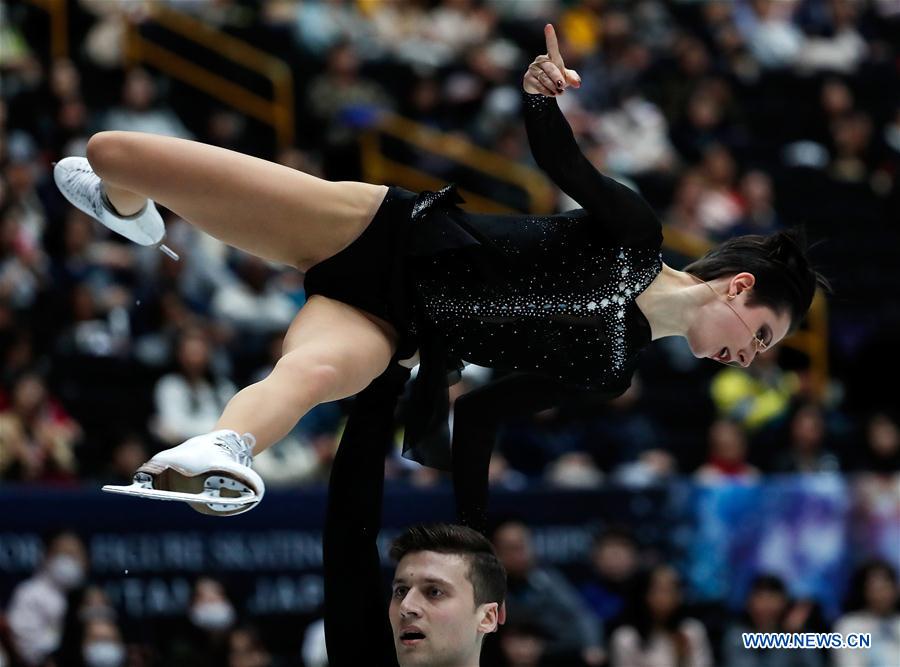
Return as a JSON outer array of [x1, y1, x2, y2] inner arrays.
[[389, 523, 507, 608]]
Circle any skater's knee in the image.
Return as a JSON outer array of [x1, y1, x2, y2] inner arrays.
[[273, 354, 341, 402], [86, 131, 132, 177]]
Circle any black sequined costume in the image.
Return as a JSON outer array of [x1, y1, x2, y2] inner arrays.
[[304, 93, 664, 470]]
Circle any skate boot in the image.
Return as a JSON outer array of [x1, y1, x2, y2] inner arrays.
[[53, 156, 179, 259], [102, 430, 264, 516]]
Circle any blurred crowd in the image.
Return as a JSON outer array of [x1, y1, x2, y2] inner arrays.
[[1, 0, 900, 664], [0, 526, 898, 666]]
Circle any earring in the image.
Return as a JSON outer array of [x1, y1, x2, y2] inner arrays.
[[727, 294, 736, 301]]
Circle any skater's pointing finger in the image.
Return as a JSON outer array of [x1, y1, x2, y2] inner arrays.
[[545, 24, 565, 71]]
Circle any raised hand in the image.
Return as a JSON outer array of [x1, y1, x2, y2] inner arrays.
[[523, 24, 582, 96]]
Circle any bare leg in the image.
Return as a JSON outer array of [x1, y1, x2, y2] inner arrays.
[[214, 295, 398, 453], [86, 131, 388, 269], [82, 133, 401, 453]]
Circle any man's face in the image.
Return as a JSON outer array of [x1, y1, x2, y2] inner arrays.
[[389, 551, 498, 667]]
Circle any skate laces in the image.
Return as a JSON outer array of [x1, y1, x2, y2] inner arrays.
[[213, 431, 255, 467], [65, 165, 104, 217]]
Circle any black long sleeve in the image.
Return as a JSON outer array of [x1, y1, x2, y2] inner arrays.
[[452, 372, 573, 535], [323, 366, 410, 667], [523, 92, 662, 247]]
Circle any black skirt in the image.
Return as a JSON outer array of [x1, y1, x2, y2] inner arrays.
[[302, 185, 420, 361], [302, 183, 502, 469]]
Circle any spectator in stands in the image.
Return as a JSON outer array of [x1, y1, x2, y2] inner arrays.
[[226, 625, 273, 667], [729, 170, 782, 238], [830, 110, 875, 184], [593, 90, 677, 180], [486, 451, 528, 493], [290, 0, 375, 59], [579, 527, 641, 634], [151, 326, 236, 446], [833, 559, 900, 667], [165, 577, 237, 667], [366, 0, 433, 68], [495, 612, 549, 667], [612, 447, 678, 488], [42, 58, 92, 157], [696, 143, 744, 239], [305, 40, 394, 179], [854, 412, 900, 474], [772, 401, 841, 473], [6, 531, 88, 666], [609, 564, 713, 667], [425, 0, 498, 66], [710, 346, 797, 432], [794, 0, 867, 75], [665, 170, 708, 237], [0, 370, 81, 482], [210, 253, 296, 342], [50, 209, 134, 314], [668, 79, 737, 163], [492, 519, 605, 666], [545, 451, 603, 488], [99, 67, 192, 139], [300, 618, 327, 667], [809, 77, 856, 154], [696, 419, 761, 484], [104, 432, 151, 484], [0, 205, 47, 312], [738, 0, 804, 70], [721, 573, 824, 667], [53, 580, 121, 666], [78, 617, 126, 667], [3, 130, 48, 252]]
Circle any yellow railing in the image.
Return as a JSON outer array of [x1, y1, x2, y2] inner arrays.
[[362, 113, 556, 214], [23, 0, 294, 148], [124, 4, 294, 148], [22, 0, 67, 58]]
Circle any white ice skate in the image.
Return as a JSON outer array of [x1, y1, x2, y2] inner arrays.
[[102, 430, 265, 516], [53, 156, 179, 260]]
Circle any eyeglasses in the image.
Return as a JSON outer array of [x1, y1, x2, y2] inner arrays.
[[694, 277, 769, 367]]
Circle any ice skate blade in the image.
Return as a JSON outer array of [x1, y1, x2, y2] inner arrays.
[[101, 482, 256, 505]]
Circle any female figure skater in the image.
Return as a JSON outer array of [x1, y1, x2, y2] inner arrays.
[[56, 26, 825, 516]]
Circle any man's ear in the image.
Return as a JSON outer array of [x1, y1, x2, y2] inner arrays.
[[477, 602, 500, 634]]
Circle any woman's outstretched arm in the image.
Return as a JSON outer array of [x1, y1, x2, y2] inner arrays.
[[523, 25, 661, 247]]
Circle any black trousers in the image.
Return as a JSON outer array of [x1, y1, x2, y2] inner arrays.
[[322, 365, 409, 667], [451, 372, 572, 534]]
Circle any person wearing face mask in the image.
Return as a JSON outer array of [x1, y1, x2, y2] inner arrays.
[[80, 619, 127, 667], [6, 531, 88, 666], [56, 584, 128, 667], [833, 560, 900, 667], [165, 577, 237, 667]]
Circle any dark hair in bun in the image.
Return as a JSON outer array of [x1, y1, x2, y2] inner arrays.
[[683, 228, 831, 332]]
